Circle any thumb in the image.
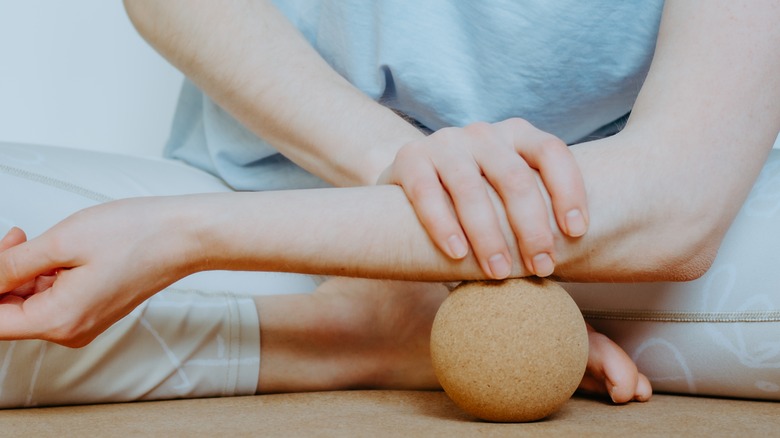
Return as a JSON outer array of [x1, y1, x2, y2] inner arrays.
[[0, 233, 66, 293], [0, 227, 27, 252]]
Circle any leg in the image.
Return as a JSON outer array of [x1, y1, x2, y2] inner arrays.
[[0, 142, 650, 406], [0, 142, 318, 407], [255, 276, 650, 403], [255, 278, 448, 393], [0, 285, 262, 408]]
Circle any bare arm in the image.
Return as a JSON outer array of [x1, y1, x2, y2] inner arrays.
[[0, 0, 777, 346], [559, 0, 780, 281], [123, 0, 421, 187], [125, 0, 779, 282], [122, 0, 591, 277], [199, 0, 780, 282]]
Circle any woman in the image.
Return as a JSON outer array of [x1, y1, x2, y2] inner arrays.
[[0, 0, 777, 407]]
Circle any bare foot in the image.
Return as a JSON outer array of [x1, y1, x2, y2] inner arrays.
[[578, 324, 653, 403], [255, 277, 652, 404]]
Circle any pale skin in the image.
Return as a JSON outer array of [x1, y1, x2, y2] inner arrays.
[[0, 0, 778, 407], [0, 192, 649, 402], [121, 0, 589, 278]]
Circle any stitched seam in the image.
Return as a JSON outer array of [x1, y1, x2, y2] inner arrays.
[[226, 291, 235, 396], [0, 163, 114, 203], [581, 309, 780, 323]]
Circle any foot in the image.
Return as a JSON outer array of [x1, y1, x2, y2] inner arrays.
[[256, 277, 652, 403], [578, 324, 653, 403]]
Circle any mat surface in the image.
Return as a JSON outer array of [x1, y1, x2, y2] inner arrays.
[[1, 391, 777, 437]]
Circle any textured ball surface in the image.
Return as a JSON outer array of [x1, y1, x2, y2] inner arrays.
[[430, 278, 588, 422]]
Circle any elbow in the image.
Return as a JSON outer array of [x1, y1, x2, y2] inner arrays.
[[659, 240, 718, 282], [645, 218, 727, 282], [556, 211, 730, 283]]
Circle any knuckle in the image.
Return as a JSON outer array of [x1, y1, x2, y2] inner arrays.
[[536, 134, 569, 157], [521, 230, 555, 251], [40, 226, 72, 264], [426, 215, 460, 237], [428, 127, 453, 143], [463, 121, 492, 136], [448, 176, 487, 200], [393, 143, 420, 164], [434, 126, 460, 138], [407, 180, 442, 201], [519, 138, 569, 170], [499, 168, 539, 196], [504, 117, 532, 131]]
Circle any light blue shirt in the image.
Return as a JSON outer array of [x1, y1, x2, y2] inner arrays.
[[165, 0, 665, 190]]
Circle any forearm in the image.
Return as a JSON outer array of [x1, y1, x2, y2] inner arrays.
[[177, 155, 686, 283], [123, 0, 422, 186], [184, 143, 752, 285], [556, 134, 719, 282], [185, 187, 504, 281], [141, 0, 779, 284], [175, 136, 708, 283]]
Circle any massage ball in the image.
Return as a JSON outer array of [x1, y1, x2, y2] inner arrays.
[[430, 278, 588, 422]]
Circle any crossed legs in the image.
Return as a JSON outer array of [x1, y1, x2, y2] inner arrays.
[[0, 142, 648, 407]]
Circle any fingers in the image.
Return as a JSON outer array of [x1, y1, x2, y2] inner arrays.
[[469, 125, 556, 277], [0, 229, 64, 341], [432, 133, 513, 279], [381, 119, 588, 279], [579, 324, 653, 403], [635, 372, 652, 402], [501, 119, 589, 238], [483, 119, 589, 276], [386, 134, 513, 279], [0, 292, 39, 339], [0, 233, 64, 294], [380, 146, 470, 261], [0, 270, 108, 347], [456, 120, 585, 277], [0, 227, 27, 251]]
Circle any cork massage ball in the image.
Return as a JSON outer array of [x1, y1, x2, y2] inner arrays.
[[430, 278, 588, 422]]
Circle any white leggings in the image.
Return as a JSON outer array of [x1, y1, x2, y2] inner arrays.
[[0, 142, 778, 406], [0, 142, 319, 408]]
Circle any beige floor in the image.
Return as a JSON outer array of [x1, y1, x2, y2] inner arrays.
[[1, 391, 778, 437]]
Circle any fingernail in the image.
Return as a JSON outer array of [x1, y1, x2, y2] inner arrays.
[[488, 253, 511, 279], [447, 235, 468, 259], [608, 383, 619, 403], [565, 209, 587, 237], [532, 253, 554, 277]]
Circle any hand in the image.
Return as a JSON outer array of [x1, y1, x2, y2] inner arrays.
[[378, 118, 588, 279], [0, 198, 198, 347], [0, 228, 58, 300]]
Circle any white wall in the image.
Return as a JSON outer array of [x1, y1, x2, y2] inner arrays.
[[0, 1, 183, 156]]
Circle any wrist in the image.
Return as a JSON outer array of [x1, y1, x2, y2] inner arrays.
[[158, 194, 224, 276], [345, 125, 426, 187]]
